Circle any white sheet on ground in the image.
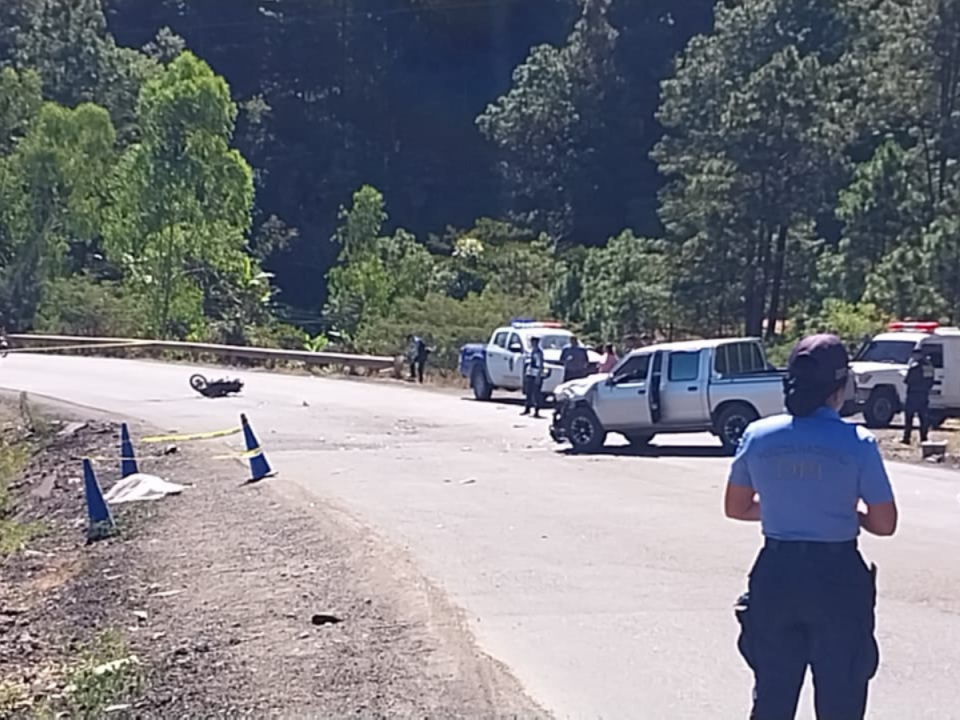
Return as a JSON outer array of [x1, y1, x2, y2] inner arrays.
[[104, 473, 187, 504]]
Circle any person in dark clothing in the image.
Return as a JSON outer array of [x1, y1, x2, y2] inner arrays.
[[407, 334, 429, 383], [726, 334, 898, 720], [902, 345, 935, 445], [559, 335, 589, 383], [521, 336, 545, 418]]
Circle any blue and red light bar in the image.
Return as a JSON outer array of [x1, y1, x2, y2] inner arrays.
[[888, 321, 939, 333]]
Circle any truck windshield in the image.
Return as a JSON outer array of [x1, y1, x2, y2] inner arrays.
[[538, 334, 572, 350], [854, 340, 916, 364]]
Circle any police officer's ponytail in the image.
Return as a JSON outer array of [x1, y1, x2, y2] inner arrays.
[[784, 378, 838, 417]]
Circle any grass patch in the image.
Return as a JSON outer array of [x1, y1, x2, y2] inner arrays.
[[64, 629, 142, 718], [0, 426, 32, 557], [0, 519, 35, 556], [18, 391, 54, 441], [0, 393, 59, 556], [0, 631, 142, 719]]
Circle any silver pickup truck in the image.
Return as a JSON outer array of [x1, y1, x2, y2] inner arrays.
[[549, 337, 785, 454]]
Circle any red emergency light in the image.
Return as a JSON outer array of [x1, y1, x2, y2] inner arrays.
[[510, 319, 564, 329], [887, 321, 939, 333]]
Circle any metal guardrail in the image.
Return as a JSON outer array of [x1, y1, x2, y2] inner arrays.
[[7, 333, 399, 373]]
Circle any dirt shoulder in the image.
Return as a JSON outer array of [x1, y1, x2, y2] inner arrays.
[[855, 417, 960, 471], [0, 396, 547, 719]]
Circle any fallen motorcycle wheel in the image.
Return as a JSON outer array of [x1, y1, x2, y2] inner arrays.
[[189, 373, 244, 398]]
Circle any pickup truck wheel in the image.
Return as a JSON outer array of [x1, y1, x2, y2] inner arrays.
[[929, 410, 947, 430], [624, 433, 654, 448], [566, 408, 606, 454], [716, 403, 759, 454], [863, 388, 896, 428], [470, 364, 493, 401]]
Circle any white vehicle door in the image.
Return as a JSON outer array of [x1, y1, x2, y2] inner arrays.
[[502, 332, 525, 388], [938, 339, 960, 406], [924, 342, 945, 406], [486, 331, 511, 385], [594, 353, 653, 429], [659, 350, 708, 426]]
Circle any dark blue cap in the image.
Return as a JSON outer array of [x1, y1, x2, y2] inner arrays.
[[787, 333, 850, 387]]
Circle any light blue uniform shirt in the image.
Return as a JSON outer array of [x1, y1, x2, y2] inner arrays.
[[728, 406, 894, 542]]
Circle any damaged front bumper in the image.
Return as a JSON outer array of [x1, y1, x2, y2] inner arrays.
[[549, 401, 572, 444]]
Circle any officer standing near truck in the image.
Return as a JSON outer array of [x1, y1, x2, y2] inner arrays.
[[521, 335, 545, 418], [725, 333, 898, 719], [560, 335, 589, 383], [902, 344, 935, 445]]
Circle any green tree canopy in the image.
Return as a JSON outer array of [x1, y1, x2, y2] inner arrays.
[[324, 185, 437, 339], [0, 101, 116, 327], [103, 51, 255, 337]]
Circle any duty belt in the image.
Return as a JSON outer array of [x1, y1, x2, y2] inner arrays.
[[764, 538, 858, 553]]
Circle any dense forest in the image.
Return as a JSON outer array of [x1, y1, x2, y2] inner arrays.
[[1, 0, 958, 367]]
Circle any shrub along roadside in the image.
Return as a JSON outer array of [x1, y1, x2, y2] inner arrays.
[[355, 290, 550, 373]]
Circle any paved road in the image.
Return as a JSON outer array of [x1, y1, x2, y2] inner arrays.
[[4, 354, 960, 719]]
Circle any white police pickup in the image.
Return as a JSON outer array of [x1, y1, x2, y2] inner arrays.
[[458, 320, 602, 401], [848, 320, 960, 428]]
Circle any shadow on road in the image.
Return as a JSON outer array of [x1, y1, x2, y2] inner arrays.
[[460, 396, 558, 410], [556, 444, 731, 459]]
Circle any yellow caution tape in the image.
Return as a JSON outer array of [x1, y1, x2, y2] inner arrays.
[[140, 426, 242, 444]]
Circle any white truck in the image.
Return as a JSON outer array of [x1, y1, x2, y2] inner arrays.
[[848, 321, 960, 428], [458, 320, 602, 401], [548, 337, 785, 454]]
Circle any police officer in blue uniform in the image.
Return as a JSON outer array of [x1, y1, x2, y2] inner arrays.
[[902, 344, 935, 445], [725, 334, 898, 720], [407, 334, 429, 384], [521, 335, 545, 418]]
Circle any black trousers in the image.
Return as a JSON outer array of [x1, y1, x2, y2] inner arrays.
[[523, 376, 543, 413], [735, 540, 879, 720], [409, 357, 426, 383], [903, 397, 930, 442]]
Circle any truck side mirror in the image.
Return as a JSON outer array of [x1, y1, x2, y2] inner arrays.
[[508, 343, 523, 354]]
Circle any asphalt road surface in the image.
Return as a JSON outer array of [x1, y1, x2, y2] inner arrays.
[[4, 354, 959, 719]]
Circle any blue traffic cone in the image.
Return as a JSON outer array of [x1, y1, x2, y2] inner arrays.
[[82, 459, 117, 541], [120, 423, 138, 478], [240, 413, 274, 482]]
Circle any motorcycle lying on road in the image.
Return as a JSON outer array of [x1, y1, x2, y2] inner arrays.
[[189, 373, 243, 398]]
